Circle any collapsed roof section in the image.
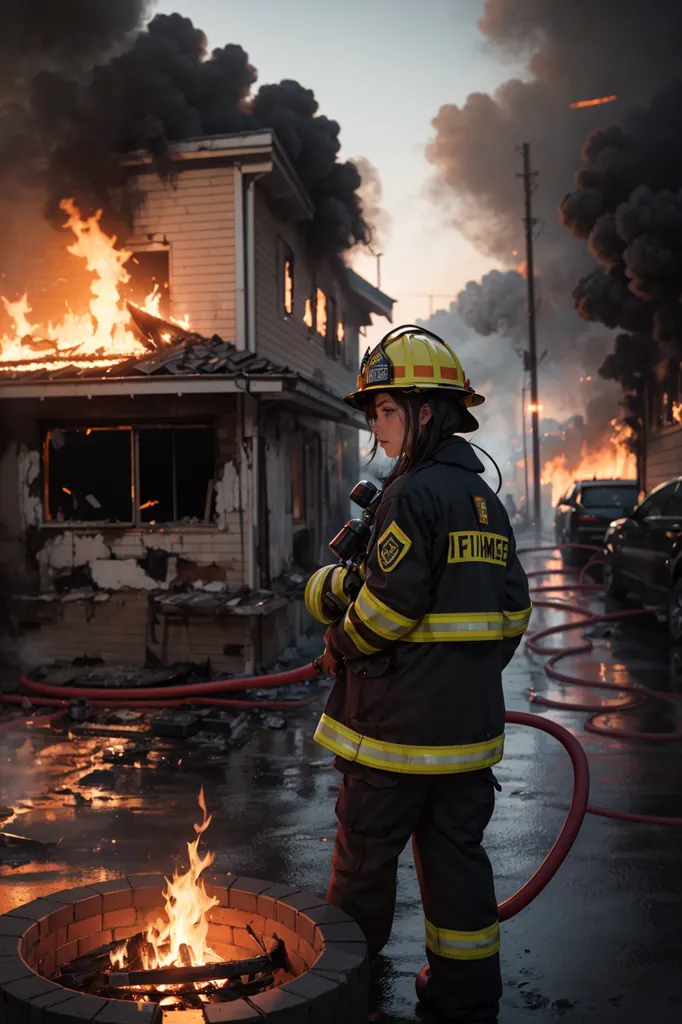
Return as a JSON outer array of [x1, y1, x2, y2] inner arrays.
[[0, 305, 365, 426]]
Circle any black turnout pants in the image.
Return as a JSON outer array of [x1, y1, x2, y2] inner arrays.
[[327, 760, 502, 1022]]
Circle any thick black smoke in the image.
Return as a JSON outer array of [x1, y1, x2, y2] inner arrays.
[[0, 0, 150, 95], [561, 81, 682, 370], [0, 9, 370, 258]]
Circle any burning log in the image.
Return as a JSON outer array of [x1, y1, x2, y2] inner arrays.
[[105, 941, 285, 988]]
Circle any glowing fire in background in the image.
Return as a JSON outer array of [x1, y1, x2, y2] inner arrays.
[[673, 401, 682, 424], [541, 419, 637, 504], [111, 789, 221, 991], [569, 94, 617, 109], [0, 199, 188, 373]]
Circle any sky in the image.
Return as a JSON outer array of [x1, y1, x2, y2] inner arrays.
[[152, 0, 526, 350]]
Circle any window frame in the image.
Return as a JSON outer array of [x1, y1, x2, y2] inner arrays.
[[42, 421, 217, 530]]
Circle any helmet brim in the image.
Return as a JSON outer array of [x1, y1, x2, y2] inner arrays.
[[344, 383, 486, 412]]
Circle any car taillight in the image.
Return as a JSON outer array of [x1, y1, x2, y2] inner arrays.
[[576, 513, 600, 523]]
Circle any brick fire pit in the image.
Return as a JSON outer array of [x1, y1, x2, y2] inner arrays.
[[0, 875, 368, 1022]]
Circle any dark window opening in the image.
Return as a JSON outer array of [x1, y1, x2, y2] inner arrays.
[[139, 427, 215, 524], [44, 424, 215, 526], [325, 295, 338, 358], [46, 427, 132, 523], [123, 249, 170, 319]]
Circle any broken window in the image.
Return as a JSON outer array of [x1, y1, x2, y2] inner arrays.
[[45, 427, 133, 523], [278, 238, 295, 316], [138, 426, 215, 524], [123, 248, 171, 319], [44, 424, 215, 526]]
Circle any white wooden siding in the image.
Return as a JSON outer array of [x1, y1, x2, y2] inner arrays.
[[132, 167, 236, 340], [253, 192, 362, 395]]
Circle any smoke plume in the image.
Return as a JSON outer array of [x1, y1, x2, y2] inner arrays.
[[426, 2, 682, 435], [352, 157, 392, 251], [0, 8, 371, 258], [427, 1, 682, 279], [561, 81, 682, 375], [457, 269, 526, 338]]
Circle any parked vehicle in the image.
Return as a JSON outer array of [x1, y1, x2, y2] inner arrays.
[[554, 478, 639, 563], [604, 476, 682, 640]]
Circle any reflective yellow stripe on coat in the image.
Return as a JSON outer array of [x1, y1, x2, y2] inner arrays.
[[314, 714, 504, 774], [502, 603, 532, 637], [425, 918, 500, 960], [404, 611, 504, 642]]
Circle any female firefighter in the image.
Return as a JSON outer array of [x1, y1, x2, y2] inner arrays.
[[304, 325, 531, 1023]]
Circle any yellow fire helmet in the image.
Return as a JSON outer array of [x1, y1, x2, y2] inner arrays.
[[345, 325, 485, 419]]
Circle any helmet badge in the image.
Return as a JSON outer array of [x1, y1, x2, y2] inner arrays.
[[363, 346, 392, 386]]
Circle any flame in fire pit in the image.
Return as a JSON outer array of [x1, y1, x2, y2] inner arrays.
[[111, 788, 220, 977], [0, 200, 188, 372], [541, 419, 637, 505]]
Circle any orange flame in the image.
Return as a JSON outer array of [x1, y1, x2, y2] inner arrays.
[[0, 200, 188, 372], [110, 789, 221, 982], [541, 419, 636, 504], [673, 401, 682, 424], [569, 94, 617, 109]]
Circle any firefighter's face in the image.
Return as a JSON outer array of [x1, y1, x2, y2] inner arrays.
[[373, 393, 432, 458]]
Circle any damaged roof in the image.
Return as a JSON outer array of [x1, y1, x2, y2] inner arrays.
[[0, 306, 365, 426]]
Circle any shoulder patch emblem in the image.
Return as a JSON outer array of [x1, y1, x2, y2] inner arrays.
[[377, 521, 412, 573], [473, 495, 489, 525]]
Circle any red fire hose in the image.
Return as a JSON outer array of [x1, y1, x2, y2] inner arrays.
[[521, 543, 682, 826], [2, 540, 676, 923]]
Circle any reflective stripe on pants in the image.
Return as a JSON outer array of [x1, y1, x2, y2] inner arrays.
[[314, 713, 504, 774], [425, 917, 500, 960]]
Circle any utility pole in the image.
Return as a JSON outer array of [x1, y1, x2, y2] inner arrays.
[[375, 252, 383, 290], [521, 382, 530, 514], [518, 142, 542, 541]]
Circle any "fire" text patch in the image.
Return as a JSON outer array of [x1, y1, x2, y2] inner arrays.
[[447, 531, 509, 566]]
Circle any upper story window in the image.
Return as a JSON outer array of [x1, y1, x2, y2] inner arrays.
[[124, 247, 170, 319], [44, 424, 216, 527], [277, 238, 295, 317], [315, 288, 327, 339], [303, 295, 314, 331], [325, 295, 338, 359]]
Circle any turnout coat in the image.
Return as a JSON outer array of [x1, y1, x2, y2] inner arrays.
[[315, 436, 531, 774]]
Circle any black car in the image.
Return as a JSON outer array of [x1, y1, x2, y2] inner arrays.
[[604, 476, 682, 640], [554, 479, 639, 563]]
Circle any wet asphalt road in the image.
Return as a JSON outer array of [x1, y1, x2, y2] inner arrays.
[[1, 552, 681, 1022]]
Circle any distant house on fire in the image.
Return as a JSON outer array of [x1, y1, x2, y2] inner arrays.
[[0, 130, 394, 673]]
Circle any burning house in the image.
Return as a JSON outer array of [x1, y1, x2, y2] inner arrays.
[[0, 130, 394, 674]]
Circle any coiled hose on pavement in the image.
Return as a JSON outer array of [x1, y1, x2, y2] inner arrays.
[[2, 541, 677, 920], [521, 542, 682, 827]]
